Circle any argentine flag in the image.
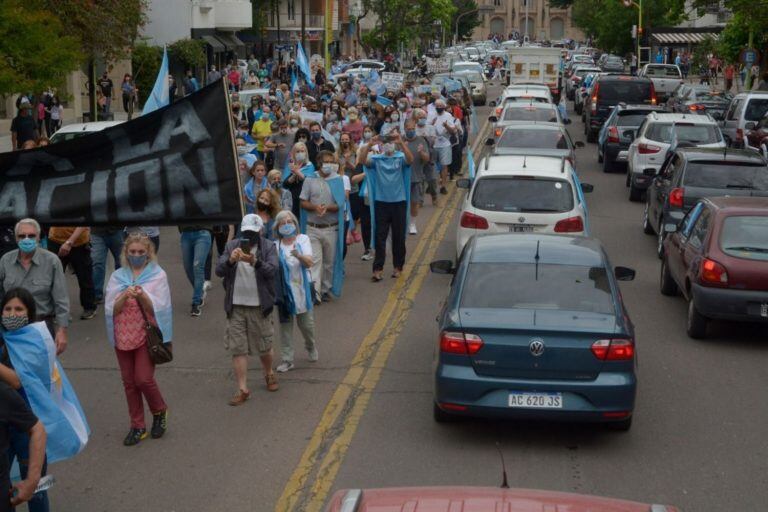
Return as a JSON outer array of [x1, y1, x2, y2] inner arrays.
[[4, 323, 90, 464], [290, 70, 299, 97], [142, 46, 170, 115], [296, 43, 314, 88], [468, 148, 476, 180]]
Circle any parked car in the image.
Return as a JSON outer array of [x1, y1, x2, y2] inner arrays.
[[450, 60, 484, 76], [745, 112, 768, 158], [597, 103, 665, 172], [719, 91, 768, 147], [452, 70, 487, 105], [644, 147, 768, 257], [326, 487, 680, 512], [566, 66, 601, 100], [626, 112, 725, 201], [488, 102, 564, 135], [600, 55, 625, 73], [666, 84, 731, 118], [660, 197, 768, 338], [574, 72, 600, 116], [48, 121, 124, 144], [430, 234, 637, 429], [637, 64, 684, 102], [455, 155, 593, 254], [487, 124, 584, 165], [584, 75, 656, 142]]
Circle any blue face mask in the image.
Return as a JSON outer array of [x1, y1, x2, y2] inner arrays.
[[18, 238, 36, 254], [279, 223, 297, 238], [405, 130, 416, 139], [127, 254, 148, 269]]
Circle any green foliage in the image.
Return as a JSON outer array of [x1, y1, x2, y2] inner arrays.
[[131, 43, 162, 106], [454, 0, 481, 42], [0, 1, 83, 95], [169, 38, 207, 69], [692, 35, 717, 68], [361, 0, 456, 52]]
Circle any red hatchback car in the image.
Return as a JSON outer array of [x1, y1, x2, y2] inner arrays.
[[660, 196, 768, 338], [325, 487, 680, 511]]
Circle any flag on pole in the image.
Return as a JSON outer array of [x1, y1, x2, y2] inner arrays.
[[142, 47, 170, 115], [296, 43, 314, 87], [468, 148, 476, 180], [290, 70, 299, 97]]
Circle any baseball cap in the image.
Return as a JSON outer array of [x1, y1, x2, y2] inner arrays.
[[240, 214, 263, 233]]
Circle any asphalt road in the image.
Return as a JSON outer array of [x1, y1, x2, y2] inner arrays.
[[48, 82, 768, 512]]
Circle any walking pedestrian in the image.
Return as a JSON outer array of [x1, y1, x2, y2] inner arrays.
[[104, 233, 171, 446], [10, 101, 38, 150], [725, 63, 735, 92], [274, 211, 317, 373], [98, 72, 114, 114], [90, 227, 124, 305], [268, 169, 293, 211], [47, 227, 97, 320], [47, 96, 62, 135], [404, 119, 430, 235], [216, 214, 280, 404], [121, 74, 136, 119], [178, 225, 213, 317]]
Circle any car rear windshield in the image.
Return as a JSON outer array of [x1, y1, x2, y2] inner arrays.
[[617, 112, 652, 126], [683, 162, 768, 190], [503, 107, 559, 123], [606, 56, 623, 63], [696, 93, 729, 103], [574, 68, 599, 78], [460, 263, 615, 314], [598, 80, 653, 103], [720, 216, 768, 261], [472, 177, 574, 213], [744, 98, 768, 121], [498, 129, 569, 149], [644, 66, 681, 77], [646, 123, 721, 144], [453, 64, 479, 73]]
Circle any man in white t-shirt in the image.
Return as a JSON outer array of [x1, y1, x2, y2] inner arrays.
[[427, 99, 458, 195]]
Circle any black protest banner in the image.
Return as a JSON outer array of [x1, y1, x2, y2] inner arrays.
[[0, 80, 243, 226]]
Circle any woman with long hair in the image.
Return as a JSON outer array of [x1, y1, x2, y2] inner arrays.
[[283, 141, 316, 219], [243, 160, 268, 214], [255, 188, 281, 240]]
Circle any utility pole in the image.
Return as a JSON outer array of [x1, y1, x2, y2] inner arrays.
[[745, 28, 755, 90], [524, 0, 529, 41], [301, 0, 306, 51]]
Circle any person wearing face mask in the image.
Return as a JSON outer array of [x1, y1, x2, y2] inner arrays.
[[246, 98, 262, 132], [307, 121, 335, 168], [244, 160, 269, 214], [358, 131, 414, 282], [337, 134, 362, 246], [216, 214, 280, 403], [255, 188, 281, 240], [0, 219, 69, 355], [369, 92, 384, 120], [413, 109, 439, 207], [283, 141, 317, 219], [231, 102, 243, 126], [404, 119, 431, 235], [426, 99, 458, 195], [105, 233, 171, 445], [267, 169, 293, 211], [265, 119, 293, 171], [341, 106, 364, 143], [299, 151, 347, 302], [273, 211, 317, 373], [379, 108, 398, 138], [251, 108, 274, 160]]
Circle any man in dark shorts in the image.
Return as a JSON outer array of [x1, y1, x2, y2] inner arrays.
[[10, 102, 38, 150], [0, 381, 46, 512]]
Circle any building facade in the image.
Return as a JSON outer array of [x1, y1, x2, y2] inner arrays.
[[473, 0, 584, 42]]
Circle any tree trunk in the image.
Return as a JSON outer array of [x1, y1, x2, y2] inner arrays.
[[88, 58, 97, 122]]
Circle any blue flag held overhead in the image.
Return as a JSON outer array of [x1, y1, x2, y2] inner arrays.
[[142, 46, 170, 115], [290, 70, 299, 97], [296, 43, 314, 87]]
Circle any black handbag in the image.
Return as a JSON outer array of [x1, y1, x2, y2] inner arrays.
[[136, 300, 173, 365]]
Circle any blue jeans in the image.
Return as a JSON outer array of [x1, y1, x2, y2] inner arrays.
[[180, 231, 212, 306], [8, 427, 49, 512], [91, 231, 124, 301]]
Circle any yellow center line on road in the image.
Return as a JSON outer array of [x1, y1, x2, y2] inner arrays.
[[274, 119, 492, 512]]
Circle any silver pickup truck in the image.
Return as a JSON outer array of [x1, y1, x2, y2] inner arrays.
[[638, 64, 684, 102]]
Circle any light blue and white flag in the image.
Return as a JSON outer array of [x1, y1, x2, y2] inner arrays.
[[296, 43, 314, 87], [290, 70, 300, 96], [142, 46, 170, 115], [4, 323, 90, 464], [468, 147, 476, 180]]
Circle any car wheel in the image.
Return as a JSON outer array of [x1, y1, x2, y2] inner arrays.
[[625, 169, 631, 187], [602, 153, 613, 172], [686, 298, 708, 339], [628, 182, 642, 202], [762, 143, 768, 160], [656, 228, 665, 259], [586, 129, 597, 143], [659, 258, 678, 296], [433, 402, 455, 423], [575, 103, 582, 115], [642, 203, 654, 234], [606, 415, 633, 431], [597, 147, 604, 163]]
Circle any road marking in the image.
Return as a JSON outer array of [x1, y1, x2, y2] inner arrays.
[[274, 119, 492, 512]]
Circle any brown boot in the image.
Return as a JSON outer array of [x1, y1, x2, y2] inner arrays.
[[265, 373, 279, 392], [228, 389, 250, 406]]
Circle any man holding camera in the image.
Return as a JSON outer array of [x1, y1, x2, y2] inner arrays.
[[216, 214, 279, 405]]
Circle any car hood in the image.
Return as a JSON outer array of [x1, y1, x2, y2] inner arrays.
[[492, 148, 572, 158]]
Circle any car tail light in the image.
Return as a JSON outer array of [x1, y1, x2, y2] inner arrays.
[[439, 402, 468, 412], [591, 338, 635, 361], [607, 126, 620, 143], [650, 83, 658, 105], [668, 187, 683, 208], [689, 104, 705, 112], [495, 107, 502, 116], [591, 83, 599, 114], [736, 128, 744, 141], [460, 211, 489, 229], [700, 258, 728, 286], [554, 216, 584, 233], [440, 332, 484, 355], [638, 142, 661, 154], [603, 411, 631, 419], [495, 127, 502, 137]]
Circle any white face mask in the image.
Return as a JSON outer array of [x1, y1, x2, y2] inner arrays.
[[321, 163, 339, 176], [295, 152, 306, 162], [391, 113, 400, 122], [383, 143, 395, 155]]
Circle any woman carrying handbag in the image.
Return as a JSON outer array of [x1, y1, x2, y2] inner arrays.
[[104, 233, 173, 446]]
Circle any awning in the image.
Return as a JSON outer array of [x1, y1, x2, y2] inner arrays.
[[652, 32, 719, 44], [216, 32, 245, 50], [201, 35, 225, 52]]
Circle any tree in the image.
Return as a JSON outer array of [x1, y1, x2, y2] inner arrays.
[[169, 38, 207, 71], [360, 0, 455, 53], [0, 1, 82, 96], [131, 42, 162, 106], [453, 0, 481, 42]]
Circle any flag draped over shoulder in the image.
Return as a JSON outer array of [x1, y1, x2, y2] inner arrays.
[[363, 153, 411, 239], [142, 47, 170, 115], [4, 323, 89, 464], [104, 262, 173, 346]]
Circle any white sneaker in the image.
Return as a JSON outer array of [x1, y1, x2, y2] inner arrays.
[[203, 280, 212, 291], [308, 348, 319, 362], [276, 362, 294, 373], [409, 223, 417, 235]]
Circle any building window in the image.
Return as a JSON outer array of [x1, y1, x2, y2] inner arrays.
[[493, 0, 502, 6], [288, 0, 295, 20], [550, 17, 564, 39]]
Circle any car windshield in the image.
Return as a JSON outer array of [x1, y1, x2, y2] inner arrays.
[[574, 68, 599, 78], [503, 107, 559, 123], [461, 263, 615, 314], [645, 66, 681, 77], [453, 64, 479, 73], [646, 123, 721, 144], [598, 80, 653, 103], [498, 129, 569, 149], [471, 177, 573, 213], [744, 99, 768, 121], [683, 162, 768, 190], [720, 216, 768, 261], [696, 93, 729, 103], [607, 56, 623, 64], [458, 72, 483, 83], [617, 112, 652, 126]]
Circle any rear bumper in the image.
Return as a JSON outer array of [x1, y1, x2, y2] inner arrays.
[[692, 283, 768, 322], [604, 143, 627, 162], [630, 168, 657, 190], [435, 363, 637, 422]]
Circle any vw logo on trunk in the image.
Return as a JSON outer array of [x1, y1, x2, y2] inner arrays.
[[518, 216, 526, 223], [529, 338, 545, 356]]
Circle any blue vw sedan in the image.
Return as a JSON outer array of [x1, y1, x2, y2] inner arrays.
[[430, 234, 638, 430]]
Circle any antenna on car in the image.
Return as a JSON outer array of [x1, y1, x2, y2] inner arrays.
[[523, 155, 527, 168], [534, 240, 540, 281], [495, 443, 510, 489]]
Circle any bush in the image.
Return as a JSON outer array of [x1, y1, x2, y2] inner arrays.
[[169, 38, 206, 69], [131, 42, 162, 106]]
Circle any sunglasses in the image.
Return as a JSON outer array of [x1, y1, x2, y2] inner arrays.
[[16, 234, 36, 239]]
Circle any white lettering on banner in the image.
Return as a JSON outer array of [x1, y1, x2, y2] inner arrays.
[[300, 111, 324, 124], [0, 182, 27, 218], [164, 148, 221, 217], [89, 171, 110, 223], [150, 102, 211, 153], [114, 159, 165, 220], [36, 174, 87, 222], [382, 72, 404, 91]]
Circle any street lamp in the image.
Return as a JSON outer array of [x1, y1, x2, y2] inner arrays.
[[623, 0, 642, 66], [454, 5, 495, 46]]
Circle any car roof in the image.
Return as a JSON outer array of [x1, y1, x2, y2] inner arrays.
[[677, 147, 767, 163], [646, 112, 717, 124], [52, 121, 123, 134], [733, 91, 768, 99], [452, 61, 481, 66], [502, 102, 556, 110], [597, 75, 651, 83], [477, 154, 573, 178], [615, 103, 665, 112], [470, 234, 605, 266], [705, 196, 768, 213], [500, 123, 563, 132]]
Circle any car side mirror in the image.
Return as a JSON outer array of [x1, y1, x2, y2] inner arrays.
[[622, 130, 635, 140], [580, 183, 594, 193], [430, 260, 455, 275], [575, 141, 585, 148], [488, 101, 496, 107], [745, 121, 756, 131], [614, 266, 636, 281], [663, 223, 678, 234], [488, 116, 498, 122], [456, 178, 471, 189], [485, 138, 496, 146], [564, 118, 572, 125]]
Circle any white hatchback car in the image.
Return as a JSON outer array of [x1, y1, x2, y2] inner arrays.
[[626, 112, 725, 201], [48, 121, 124, 144], [455, 155, 593, 256]]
